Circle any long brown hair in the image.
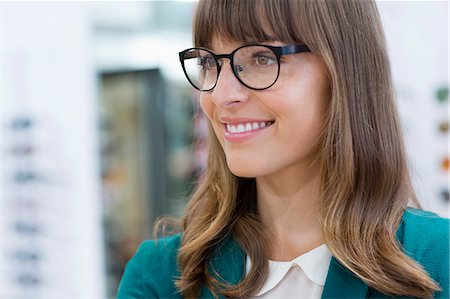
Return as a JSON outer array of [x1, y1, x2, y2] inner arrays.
[[173, 0, 441, 298]]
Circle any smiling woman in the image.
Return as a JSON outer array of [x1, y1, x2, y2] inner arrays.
[[117, 0, 449, 298], [199, 39, 329, 179]]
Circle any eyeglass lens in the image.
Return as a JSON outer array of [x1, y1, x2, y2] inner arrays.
[[182, 45, 279, 91]]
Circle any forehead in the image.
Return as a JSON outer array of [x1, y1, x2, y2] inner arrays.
[[208, 37, 247, 53], [208, 35, 281, 53], [193, 0, 310, 53], [193, 0, 288, 48]]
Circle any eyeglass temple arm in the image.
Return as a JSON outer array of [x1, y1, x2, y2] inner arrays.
[[278, 44, 311, 55]]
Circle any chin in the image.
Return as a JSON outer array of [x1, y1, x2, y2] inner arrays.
[[226, 160, 267, 178], [229, 169, 256, 178]]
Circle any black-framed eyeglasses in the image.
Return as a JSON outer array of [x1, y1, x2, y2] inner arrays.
[[178, 44, 310, 92]]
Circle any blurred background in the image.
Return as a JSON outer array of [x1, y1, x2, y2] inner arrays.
[[1, 1, 448, 298]]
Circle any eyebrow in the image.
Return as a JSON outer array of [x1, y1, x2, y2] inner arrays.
[[205, 38, 283, 52]]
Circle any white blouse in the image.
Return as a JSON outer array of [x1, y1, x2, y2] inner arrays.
[[246, 244, 332, 298]]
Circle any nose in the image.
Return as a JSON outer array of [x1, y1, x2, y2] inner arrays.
[[210, 62, 249, 107]]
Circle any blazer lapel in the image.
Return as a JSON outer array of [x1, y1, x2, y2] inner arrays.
[[321, 218, 406, 299], [200, 239, 393, 298], [200, 235, 246, 298], [321, 257, 369, 298], [200, 213, 407, 298], [201, 237, 370, 299], [203, 238, 371, 298]]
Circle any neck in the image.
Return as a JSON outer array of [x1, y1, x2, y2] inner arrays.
[[256, 163, 324, 261]]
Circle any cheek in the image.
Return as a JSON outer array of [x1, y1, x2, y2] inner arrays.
[[200, 95, 225, 146], [274, 73, 329, 147], [199, 94, 209, 115], [200, 94, 215, 121]]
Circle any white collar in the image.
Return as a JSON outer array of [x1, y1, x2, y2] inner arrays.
[[245, 243, 332, 296]]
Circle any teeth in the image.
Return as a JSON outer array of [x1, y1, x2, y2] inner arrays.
[[226, 121, 272, 133]]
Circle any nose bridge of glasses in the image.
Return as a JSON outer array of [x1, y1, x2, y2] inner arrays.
[[214, 55, 244, 90], [214, 53, 234, 69], [214, 53, 243, 78], [214, 53, 233, 61]]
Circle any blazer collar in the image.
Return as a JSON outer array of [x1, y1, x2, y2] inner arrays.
[[203, 235, 369, 299], [200, 234, 246, 298], [322, 217, 405, 298], [321, 256, 369, 298], [202, 217, 406, 298]]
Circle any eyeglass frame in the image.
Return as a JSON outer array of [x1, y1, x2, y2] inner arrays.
[[178, 43, 311, 92]]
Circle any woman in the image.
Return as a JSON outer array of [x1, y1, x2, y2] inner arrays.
[[117, 0, 449, 298]]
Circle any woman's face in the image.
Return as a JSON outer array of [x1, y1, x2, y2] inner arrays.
[[200, 37, 331, 178]]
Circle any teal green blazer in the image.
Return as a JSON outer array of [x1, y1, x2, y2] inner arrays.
[[117, 208, 449, 298]]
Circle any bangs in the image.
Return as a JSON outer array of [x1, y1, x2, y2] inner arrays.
[[193, 0, 306, 48]]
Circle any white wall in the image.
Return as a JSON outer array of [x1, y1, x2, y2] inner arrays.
[[378, 1, 449, 217], [1, 2, 105, 298]]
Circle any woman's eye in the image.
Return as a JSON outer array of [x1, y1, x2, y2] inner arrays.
[[255, 55, 275, 66], [200, 57, 217, 69]]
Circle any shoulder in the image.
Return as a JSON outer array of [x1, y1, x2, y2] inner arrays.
[[400, 207, 449, 249], [117, 234, 182, 299], [399, 208, 449, 297]]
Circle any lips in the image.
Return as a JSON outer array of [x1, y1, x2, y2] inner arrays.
[[225, 121, 274, 133], [219, 117, 275, 142]]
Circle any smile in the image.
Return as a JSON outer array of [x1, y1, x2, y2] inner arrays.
[[225, 121, 274, 133], [222, 120, 275, 142]]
